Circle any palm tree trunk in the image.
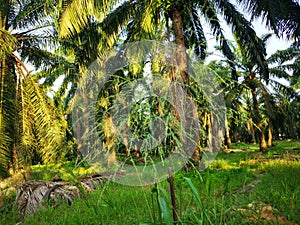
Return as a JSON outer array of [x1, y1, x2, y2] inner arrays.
[[122, 127, 130, 158], [268, 119, 273, 147], [246, 119, 256, 143], [104, 114, 117, 167], [291, 124, 298, 139], [207, 112, 213, 150], [169, 5, 188, 82], [169, 6, 201, 163], [251, 87, 268, 152], [224, 117, 231, 149], [207, 112, 220, 152], [233, 128, 239, 142]]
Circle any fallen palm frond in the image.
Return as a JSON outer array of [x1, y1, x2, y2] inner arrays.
[[15, 172, 116, 219], [16, 180, 80, 219], [79, 174, 106, 192]]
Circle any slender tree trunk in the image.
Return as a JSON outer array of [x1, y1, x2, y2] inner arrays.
[[104, 114, 117, 167], [224, 117, 231, 149], [123, 127, 130, 158], [206, 112, 221, 152], [207, 113, 213, 151], [291, 124, 298, 139], [250, 120, 256, 144], [169, 6, 186, 149], [251, 87, 268, 152], [268, 119, 273, 147], [232, 128, 239, 142], [246, 119, 256, 144]]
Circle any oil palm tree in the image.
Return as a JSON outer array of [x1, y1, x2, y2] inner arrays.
[[0, 0, 67, 178]]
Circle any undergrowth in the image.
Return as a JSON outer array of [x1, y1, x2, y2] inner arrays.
[[0, 140, 299, 225]]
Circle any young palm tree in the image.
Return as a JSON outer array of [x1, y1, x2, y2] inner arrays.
[[0, 0, 67, 178]]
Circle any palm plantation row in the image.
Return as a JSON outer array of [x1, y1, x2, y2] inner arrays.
[[0, 0, 299, 178]]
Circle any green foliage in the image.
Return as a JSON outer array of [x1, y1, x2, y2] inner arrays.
[[1, 0, 300, 222], [256, 162, 300, 222], [0, 0, 68, 178], [236, 0, 300, 40], [158, 196, 173, 225], [1, 141, 300, 224]]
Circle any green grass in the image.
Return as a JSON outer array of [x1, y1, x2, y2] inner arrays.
[[256, 161, 300, 222], [23, 184, 155, 225], [1, 140, 300, 225]]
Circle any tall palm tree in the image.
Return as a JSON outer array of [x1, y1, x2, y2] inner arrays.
[[0, 0, 67, 178], [221, 34, 272, 152]]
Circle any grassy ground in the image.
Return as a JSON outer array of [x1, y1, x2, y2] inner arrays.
[[1, 140, 300, 225]]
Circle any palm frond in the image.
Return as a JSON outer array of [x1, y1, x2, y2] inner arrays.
[[182, 5, 207, 59], [198, 0, 238, 80], [0, 126, 11, 178], [269, 67, 292, 80], [0, 28, 17, 59], [268, 46, 300, 64], [236, 0, 300, 40], [128, 0, 162, 41], [0, 73, 13, 176], [214, 0, 269, 82], [0, 58, 17, 177], [58, 0, 118, 37], [269, 77, 297, 98], [22, 76, 67, 163], [101, 1, 137, 43], [11, 0, 55, 30]]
